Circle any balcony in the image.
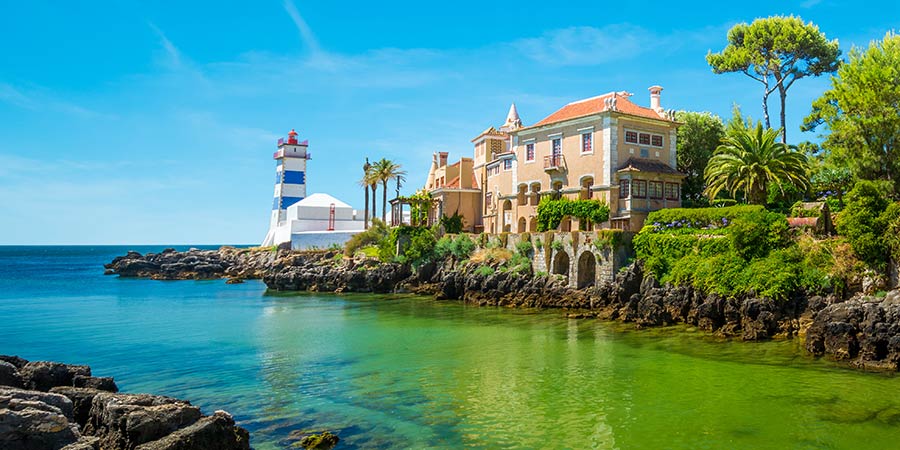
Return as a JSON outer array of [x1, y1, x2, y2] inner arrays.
[[273, 149, 312, 160], [544, 154, 566, 173]]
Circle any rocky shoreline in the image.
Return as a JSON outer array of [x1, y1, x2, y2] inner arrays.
[[0, 356, 250, 450], [106, 247, 900, 372]]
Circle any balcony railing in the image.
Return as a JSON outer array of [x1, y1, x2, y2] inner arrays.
[[273, 149, 312, 160], [544, 154, 565, 171]]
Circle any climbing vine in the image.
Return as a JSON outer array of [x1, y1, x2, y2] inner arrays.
[[536, 197, 610, 231]]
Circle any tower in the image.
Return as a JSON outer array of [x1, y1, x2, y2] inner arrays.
[[262, 129, 310, 246]]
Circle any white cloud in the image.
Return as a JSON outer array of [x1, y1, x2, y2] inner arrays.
[[283, 0, 320, 53]]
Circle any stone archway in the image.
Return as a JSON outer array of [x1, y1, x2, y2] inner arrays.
[[502, 200, 513, 232], [529, 217, 538, 232], [552, 250, 570, 278], [576, 251, 596, 289], [518, 217, 526, 233]]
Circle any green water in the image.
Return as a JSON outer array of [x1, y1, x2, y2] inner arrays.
[[2, 246, 899, 449]]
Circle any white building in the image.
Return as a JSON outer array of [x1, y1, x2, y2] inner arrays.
[[262, 130, 365, 249]]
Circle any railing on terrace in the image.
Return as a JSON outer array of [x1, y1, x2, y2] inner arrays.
[[544, 154, 565, 170], [273, 149, 312, 160]]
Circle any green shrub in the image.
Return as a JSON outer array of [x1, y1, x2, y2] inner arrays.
[[729, 210, 790, 260], [515, 240, 534, 257], [551, 240, 564, 251], [536, 197, 610, 231], [836, 181, 894, 267], [474, 265, 495, 276], [344, 219, 389, 256], [646, 205, 763, 230], [451, 234, 476, 259], [433, 236, 454, 260], [440, 213, 464, 234], [594, 229, 624, 250]]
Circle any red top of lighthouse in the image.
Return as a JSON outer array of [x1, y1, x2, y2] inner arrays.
[[287, 129, 299, 144]]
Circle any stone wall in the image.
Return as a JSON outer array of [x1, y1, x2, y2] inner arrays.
[[471, 230, 634, 288]]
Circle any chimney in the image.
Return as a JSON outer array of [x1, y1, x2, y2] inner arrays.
[[439, 152, 448, 167], [648, 85, 663, 112]]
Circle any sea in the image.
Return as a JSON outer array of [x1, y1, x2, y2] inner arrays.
[[2, 245, 900, 449]]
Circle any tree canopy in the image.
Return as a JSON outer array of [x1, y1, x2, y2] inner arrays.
[[707, 15, 840, 143], [704, 123, 811, 205], [675, 111, 725, 205], [803, 32, 900, 194]]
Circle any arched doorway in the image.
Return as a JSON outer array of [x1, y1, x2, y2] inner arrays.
[[552, 250, 570, 278], [560, 217, 572, 232], [502, 200, 513, 232], [576, 251, 596, 289], [518, 217, 526, 233], [529, 217, 538, 232]]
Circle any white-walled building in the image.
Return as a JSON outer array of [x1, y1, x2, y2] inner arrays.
[[262, 130, 365, 249]]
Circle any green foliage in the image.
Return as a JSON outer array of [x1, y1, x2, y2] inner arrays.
[[594, 229, 625, 251], [646, 205, 763, 229], [474, 265, 495, 277], [704, 124, 811, 204], [440, 213, 464, 234], [804, 32, 900, 192], [707, 15, 841, 140], [435, 234, 477, 261], [728, 210, 790, 259], [515, 240, 534, 258], [344, 219, 389, 256], [675, 110, 726, 203], [790, 201, 823, 218], [836, 181, 895, 267], [551, 240, 564, 251], [536, 197, 610, 231], [374, 158, 407, 222], [381, 225, 437, 267], [397, 190, 433, 226]]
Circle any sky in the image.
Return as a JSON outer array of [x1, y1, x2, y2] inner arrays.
[[0, 1, 897, 245]]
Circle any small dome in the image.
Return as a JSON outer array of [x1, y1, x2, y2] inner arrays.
[[288, 129, 298, 136]]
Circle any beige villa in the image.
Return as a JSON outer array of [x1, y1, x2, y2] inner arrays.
[[422, 86, 684, 233]]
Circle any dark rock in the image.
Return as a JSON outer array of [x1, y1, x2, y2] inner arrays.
[[0, 360, 24, 388], [50, 387, 102, 427], [72, 376, 117, 393], [134, 411, 250, 450], [19, 362, 91, 392], [0, 355, 29, 369]]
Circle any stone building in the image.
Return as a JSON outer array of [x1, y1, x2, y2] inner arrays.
[[423, 86, 684, 233]]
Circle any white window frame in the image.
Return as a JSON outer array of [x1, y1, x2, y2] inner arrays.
[[524, 142, 535, 163], [580, 131, 594, 154], [624, 128, 664, 148]]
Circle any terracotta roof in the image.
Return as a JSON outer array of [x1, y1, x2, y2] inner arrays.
[[445, 175, 461, 189], [530, 92, 669, 128], [616, 157, 683, 176]]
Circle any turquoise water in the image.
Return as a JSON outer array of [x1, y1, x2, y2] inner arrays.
[[2, 246, 900, 449]]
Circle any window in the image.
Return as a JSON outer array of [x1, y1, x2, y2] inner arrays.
[[625, 130, 664, 148], [581, 133, 592, 153], [619, 179, 630, 198], [649, 181, 664, 199], [552, 138, 562, 156], [633, 180, 647, 198], [485, 192, 493, 207], [652, 135, 664, 147], [526, 143, 535, 161], [639, 133, 651, 145], [503, 159, 513, 171], [640, 148, 649, 158], [666, 183, 680, 200], [625, 131, 638, 143]]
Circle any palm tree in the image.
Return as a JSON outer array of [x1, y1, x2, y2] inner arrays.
[[374, 159, 407, 223], [704, 124, 811, 205], [360, 158, 372, 229], [364, 163, 379, 225]]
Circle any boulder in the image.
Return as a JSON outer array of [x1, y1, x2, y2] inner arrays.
[[86, 393, 202, 450], [19, 362, 91, 392], [0, 387, 81, 450], [0, 360, 24, 388], [0, 355, 30, 369], [134, 411, 250, 450], [298, 431, 340, 450], [50, 387, 102, 427], [72, 376, 117, 393]]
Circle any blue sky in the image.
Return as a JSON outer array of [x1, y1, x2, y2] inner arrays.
[[1, 1, 897, 244]]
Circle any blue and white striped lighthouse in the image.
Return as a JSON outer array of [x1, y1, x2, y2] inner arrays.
[[262, 129, 310, 246]]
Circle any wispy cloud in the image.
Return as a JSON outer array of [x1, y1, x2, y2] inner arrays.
[[801, 0, 823, 8], [0, 82, 108, 118], [148, 22, 183, 69], [283, 0, 320, 53]]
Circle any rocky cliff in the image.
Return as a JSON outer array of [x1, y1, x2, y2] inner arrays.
[[0, 356, 250, 450], [107, 248, 900, 372]]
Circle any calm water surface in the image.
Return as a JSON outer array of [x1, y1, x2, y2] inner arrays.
[[1, 246, 899, 449]]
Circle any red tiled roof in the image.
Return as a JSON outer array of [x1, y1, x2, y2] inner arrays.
[[531, 92, 668, 128], [445, 175, 461, 189]]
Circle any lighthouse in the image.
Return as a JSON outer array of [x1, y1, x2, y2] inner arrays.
[[262, 129, 310, 246]]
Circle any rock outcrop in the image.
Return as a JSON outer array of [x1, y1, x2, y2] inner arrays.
[[0, 356, 250, 450], [104, 247, 283, 280], [805, 291, 900, 371]]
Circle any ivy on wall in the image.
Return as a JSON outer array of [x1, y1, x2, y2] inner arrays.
[[536, 197, 610, 231]]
